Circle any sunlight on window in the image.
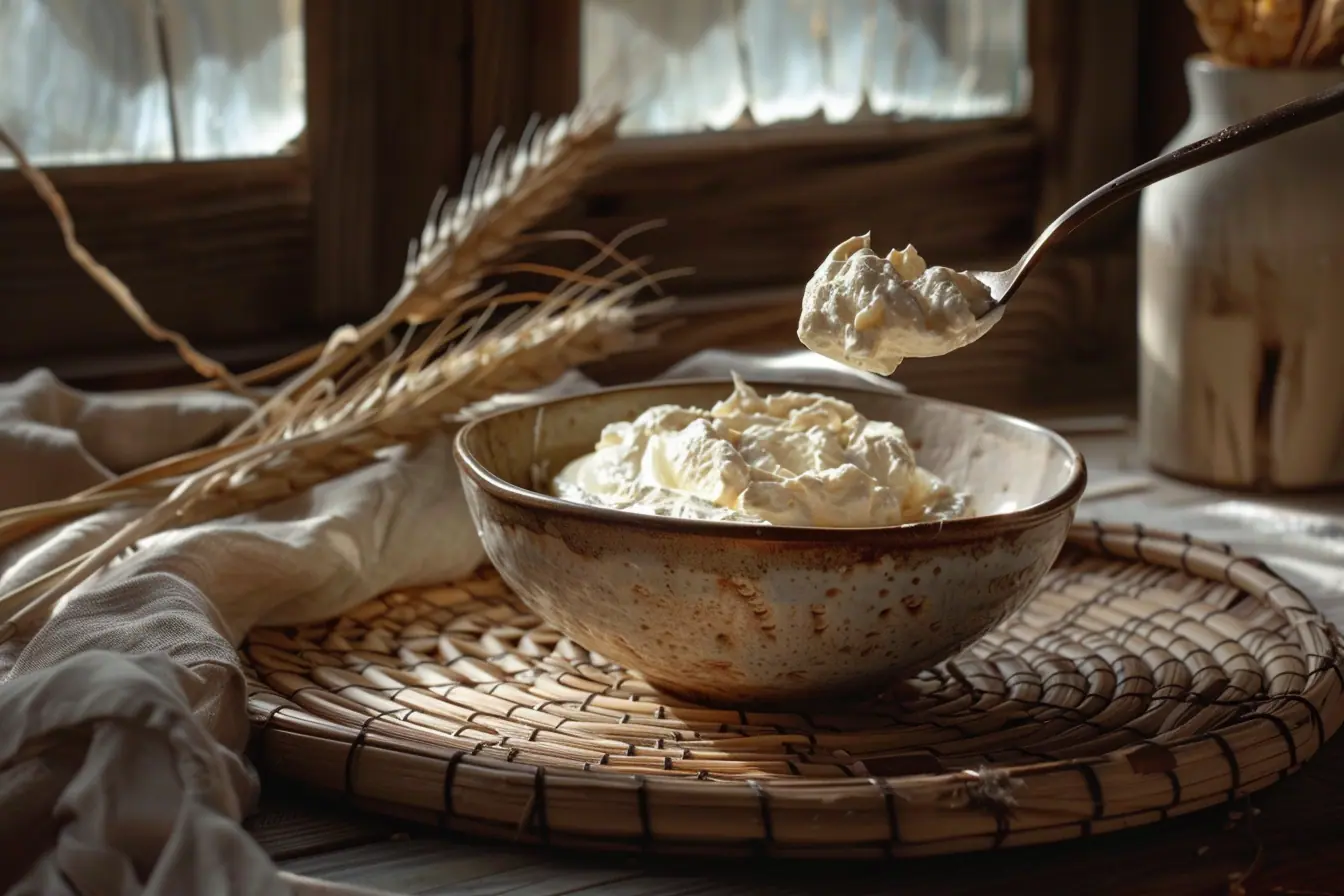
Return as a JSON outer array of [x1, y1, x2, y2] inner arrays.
[[0, 0, 305, 168], [582, 0, 1030, 136]]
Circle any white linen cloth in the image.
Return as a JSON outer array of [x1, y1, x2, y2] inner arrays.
[[0, 355, 1341, 894]]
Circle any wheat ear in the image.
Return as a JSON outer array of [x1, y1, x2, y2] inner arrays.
[[221, 102, 623, 446], [0, 101, 634, 554], [0, 269, 674, 634], [0, 222, 673, 558], [0, 92, 673, 631]]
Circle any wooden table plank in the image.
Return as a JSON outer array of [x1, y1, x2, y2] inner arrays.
[[279, 840, 545, 895], [255, 731, 1344, 895], [246, 786, 395, 861], [429, 865, 647, 896], [282, 872, 402, 896]]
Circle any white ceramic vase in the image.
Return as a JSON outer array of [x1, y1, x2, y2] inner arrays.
[[1138, 56, 1344, 489]]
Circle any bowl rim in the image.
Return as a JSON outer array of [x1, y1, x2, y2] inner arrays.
[[453, 377, 1088, 542]]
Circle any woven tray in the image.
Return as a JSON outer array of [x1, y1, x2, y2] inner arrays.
[[244, 521, 1344, 858]]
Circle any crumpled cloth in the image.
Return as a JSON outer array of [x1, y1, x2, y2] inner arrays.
[[0, 351, 892, 895]]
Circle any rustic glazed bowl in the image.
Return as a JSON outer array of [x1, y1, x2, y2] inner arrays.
[[454, 379, 1086, 708]]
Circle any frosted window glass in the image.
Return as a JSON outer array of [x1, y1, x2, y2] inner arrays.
[[582, 0, 1029, 136], [0, 0, 305, 168]]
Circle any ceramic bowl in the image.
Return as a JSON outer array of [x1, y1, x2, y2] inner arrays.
[[454, 379, 1085, 708]]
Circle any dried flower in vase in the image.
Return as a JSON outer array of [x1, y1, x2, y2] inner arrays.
[[1297, 0, 1344, 63], [1186, 0, 1303, 66], [1186, 0, 1344, 67]]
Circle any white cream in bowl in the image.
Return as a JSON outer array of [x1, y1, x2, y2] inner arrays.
[[456, 379, 1086, 706], [551, 376, 967, 527]]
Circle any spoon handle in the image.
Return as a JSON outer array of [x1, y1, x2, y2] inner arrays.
[[1034, 78, 1344, 258]]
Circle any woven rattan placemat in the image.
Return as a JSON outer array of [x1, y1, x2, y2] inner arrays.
[[243, 521, 1344, 858]]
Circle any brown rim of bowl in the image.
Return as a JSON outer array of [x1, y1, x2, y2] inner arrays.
[[453, 377, 1088, 544]]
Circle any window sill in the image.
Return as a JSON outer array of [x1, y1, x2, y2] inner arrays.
[[0, 154, 306, 194], [599, 116, 1029, 163], [0, 156, 313, 363], [0, 334, 320, 394]]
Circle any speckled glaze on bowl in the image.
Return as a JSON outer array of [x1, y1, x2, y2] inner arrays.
[[454, 379, 1085, 708]]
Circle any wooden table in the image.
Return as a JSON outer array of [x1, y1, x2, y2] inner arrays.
[[247, 425, 1344, 896], [249, 738, 1344, 896]]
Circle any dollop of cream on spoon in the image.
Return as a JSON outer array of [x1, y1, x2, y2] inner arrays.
[[797, 234, 1003, 375]]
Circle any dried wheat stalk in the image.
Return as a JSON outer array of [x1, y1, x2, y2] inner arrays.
[[221, 101, 625, 446], [0, 95, 643, 550], [0, 93, 679, 633], [0, 225, 672, 554], [0, 275, 669, 633]]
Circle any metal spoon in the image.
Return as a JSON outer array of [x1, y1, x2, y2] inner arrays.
[[969, 78, 1344, 316]]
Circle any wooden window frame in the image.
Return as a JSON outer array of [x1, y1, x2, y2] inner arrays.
[[0, 0, 478, 383], [2, 0, 1170, 414]]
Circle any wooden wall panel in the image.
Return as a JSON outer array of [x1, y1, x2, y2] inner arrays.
[[1138, 0, 1206, 159], [466, 0, 581, 155], [306, 0, 471, 327], [534, 121, 1039, 299], [0, 159, 309, 363], [1029, 0, 1141, 243], [304, 0, 377, 328]]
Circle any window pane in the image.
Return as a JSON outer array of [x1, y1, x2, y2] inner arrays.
[[161, 0, 305, 160], [0, 0, 174, 166], [582, 0, 1030, 136], [0, 0, 305, 168]]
